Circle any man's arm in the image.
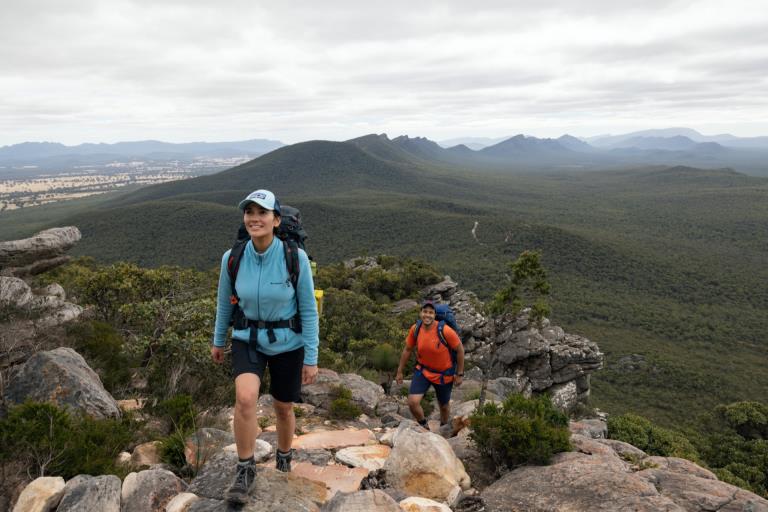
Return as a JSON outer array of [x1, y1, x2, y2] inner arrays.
[[454, 341, 465, 386], [395, 345, 413, 384]]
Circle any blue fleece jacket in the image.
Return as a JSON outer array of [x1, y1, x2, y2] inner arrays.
[[213, 237, 319, 365]]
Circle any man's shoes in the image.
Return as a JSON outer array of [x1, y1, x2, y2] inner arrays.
[[276, 449, 294, 473], [225, 462, 256, 504]]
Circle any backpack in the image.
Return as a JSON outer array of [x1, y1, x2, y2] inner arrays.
[[226, 205, 307, 341], [413, 303, 461, 383]]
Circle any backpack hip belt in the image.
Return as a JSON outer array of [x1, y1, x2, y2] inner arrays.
[[415, 361, 456, 385], [232, 307, 302, 344]]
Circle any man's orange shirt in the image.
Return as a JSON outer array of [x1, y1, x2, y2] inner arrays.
[[406, 323, 461, 384]]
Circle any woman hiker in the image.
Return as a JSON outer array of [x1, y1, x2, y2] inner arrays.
[[210, 189, 319, 504]]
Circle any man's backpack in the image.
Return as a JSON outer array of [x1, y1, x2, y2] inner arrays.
[[413, 303, 461, 383], [226, 206, 308, 340]]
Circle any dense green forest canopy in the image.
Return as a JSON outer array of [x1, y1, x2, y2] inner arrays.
[[1, 136, 767, 428]]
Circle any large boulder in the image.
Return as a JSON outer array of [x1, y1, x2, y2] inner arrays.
[[0, 227, 81, 276], [0, 276, 33, 308], [323, 489, 400, 512], [187, 450, 327, 509], [120, 468, 187, 512], [383, 423, 470, 501], [12, 476, 64, 512], [480, 451, 681, 511], [637, 463, 768, 511], [57, 475, 121, 512], [3, 347, 121, 419], [479, 433, 768, 511]]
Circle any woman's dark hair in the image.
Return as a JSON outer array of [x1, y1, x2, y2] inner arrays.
[[272, 211, 281, 235]]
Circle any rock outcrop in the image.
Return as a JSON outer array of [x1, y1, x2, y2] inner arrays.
[[422, 276, 603, 410], [477, 432, 768, 512], [3, 347, 121, 419], [1, 229, 84, 384], [0, 227, 81, 277]]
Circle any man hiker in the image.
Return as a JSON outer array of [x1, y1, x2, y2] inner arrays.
[[396, 300, 464, 427]]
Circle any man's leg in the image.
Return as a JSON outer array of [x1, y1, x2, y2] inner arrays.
[[434, 380, 454, 426], [407, 392, 427, 423], [408, 370, 431, 426]]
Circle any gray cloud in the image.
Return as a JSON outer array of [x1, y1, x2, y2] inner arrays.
[[1, 0, 767, 144]]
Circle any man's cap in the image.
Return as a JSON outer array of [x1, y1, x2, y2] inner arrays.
[[420, 300, 436, 310], [238, 189, 281, 214]]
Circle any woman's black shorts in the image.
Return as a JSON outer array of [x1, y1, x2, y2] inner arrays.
[[231, 339, 304, 403]]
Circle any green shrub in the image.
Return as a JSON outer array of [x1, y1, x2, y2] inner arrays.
[[329, 398, 362, 420], [470, 394, 571, 469], [153, 394, 197, 433], [0, 402, 135, 479], [607, 413, 699, 461], [65, 321, 135, 393], [327, 386, 361, 419], [714, 467, 754, 492], [159, 430, 188, 470]]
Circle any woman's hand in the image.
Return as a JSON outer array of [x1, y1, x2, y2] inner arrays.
[[211, 346, 225, 364], [396, 371, 404, 385], [302, 364, 318, 385]]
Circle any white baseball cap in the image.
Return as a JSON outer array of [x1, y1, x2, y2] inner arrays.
[[238, 189, 281, 214]]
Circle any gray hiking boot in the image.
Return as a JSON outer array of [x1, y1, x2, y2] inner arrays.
[[225, 462, 256, 504], [275, 449, 294, 473]]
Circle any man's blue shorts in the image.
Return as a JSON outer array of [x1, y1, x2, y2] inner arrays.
[[409, 369, 453, 405]]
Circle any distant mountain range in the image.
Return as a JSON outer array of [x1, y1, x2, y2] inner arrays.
[[441, 127, 768, 151], [586, 127, 768, 149], [0, 139, 284, 169], [4, 128, 768, 177]]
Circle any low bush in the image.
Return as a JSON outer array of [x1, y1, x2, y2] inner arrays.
[[65, 321, 135, 394], [470, 394, 571, 469], [0, 402, 136, 479], [328, 385, 362, 419], [607, 413, 699, 461], [153, 394, 197, 433]]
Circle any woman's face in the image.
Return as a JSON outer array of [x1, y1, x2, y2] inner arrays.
[[243, 204, 280, 239]]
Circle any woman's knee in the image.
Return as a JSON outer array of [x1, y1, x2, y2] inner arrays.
[[234, 375, 261, 412]]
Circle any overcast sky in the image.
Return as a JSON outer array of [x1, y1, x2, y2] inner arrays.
[[2, 0, 767, 145]]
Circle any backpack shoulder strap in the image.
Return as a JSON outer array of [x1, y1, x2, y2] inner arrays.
[[282, 239, 300, 289], [227, 239, 249, 301], [437, 320, 458, 365], [413, 320, 423, 343]]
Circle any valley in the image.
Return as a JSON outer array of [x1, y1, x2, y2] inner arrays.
[[1, 134, 766, 428]]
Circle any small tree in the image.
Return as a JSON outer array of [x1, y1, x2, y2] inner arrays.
[[488, 250, 551, 324], [480, 250, 551, 406], [370, 343, 399, 393]]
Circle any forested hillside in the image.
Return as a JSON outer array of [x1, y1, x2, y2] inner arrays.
[[1, 135, 766, 427]]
